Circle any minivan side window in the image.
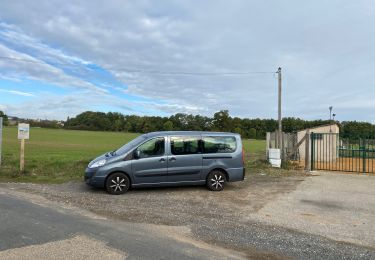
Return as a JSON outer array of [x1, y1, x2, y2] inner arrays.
[[202, 136, 236, 153], [171, 136, 200, 155], [137, 137, 165, 158]]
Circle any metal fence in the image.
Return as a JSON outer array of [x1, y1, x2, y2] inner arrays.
[[311, 133, 375, 174]]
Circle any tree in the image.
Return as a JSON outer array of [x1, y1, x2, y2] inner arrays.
[[248, 128, 257, 139], [62, 110, 375, 140], [124, 122, 132, 132], [163, 121, 174, 131], [234, 127, 242, 136], [213, 110, 231, 131], [113, 119, 124, 131], [0, 111, 9, 126]]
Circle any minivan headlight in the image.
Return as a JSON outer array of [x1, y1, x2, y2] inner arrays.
[[89, 159, 106, 169]]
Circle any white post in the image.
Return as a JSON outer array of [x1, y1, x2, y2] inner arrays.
[[266, 132, 270, 159], [20, 138, 25, 172], [17, 123, 30, 173]]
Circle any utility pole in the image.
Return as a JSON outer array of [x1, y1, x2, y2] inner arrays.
[[329, 106, 333, 132], [277, 67, 282, 156], [329, 106, 333, 121]]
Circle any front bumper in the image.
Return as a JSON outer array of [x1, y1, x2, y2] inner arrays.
[[84, 167, 105, 187]]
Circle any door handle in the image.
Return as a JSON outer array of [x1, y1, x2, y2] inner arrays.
[[169, 157, 176, 162], [159, 158, 166, 162]]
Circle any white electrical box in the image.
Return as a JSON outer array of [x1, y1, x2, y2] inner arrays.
[[268, 148, 281, 168]]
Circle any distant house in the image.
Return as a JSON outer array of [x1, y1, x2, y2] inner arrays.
[[57, 121, 65, 127], [7, 116, 19, 126]]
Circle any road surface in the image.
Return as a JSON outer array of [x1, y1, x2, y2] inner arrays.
[[1, 175, 375, 259], [0, 193, 245, 259]]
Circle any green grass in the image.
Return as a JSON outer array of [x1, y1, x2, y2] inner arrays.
[[0, 127, 266, 183], [242, 138, 265, 160], [0, 127, 139, 183]]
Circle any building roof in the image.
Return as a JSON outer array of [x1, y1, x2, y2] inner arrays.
[[296, 123, 339, 133]]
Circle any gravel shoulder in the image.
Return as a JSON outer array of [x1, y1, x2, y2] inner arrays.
[[1, 173, 374, 259]]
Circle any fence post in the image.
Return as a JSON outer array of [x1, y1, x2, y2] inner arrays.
[[305, 130, 310, 171], [275, 131, 278, 150], [281, 132, 285, 161], [266, 132, 270, 159], [362, 139, 366, 175], [310, 132, 314, 171]]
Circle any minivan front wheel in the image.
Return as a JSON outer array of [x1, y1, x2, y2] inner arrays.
[[206, 170, 226, 191], [105, 172, 130, 195]]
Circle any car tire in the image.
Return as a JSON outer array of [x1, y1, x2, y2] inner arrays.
[[105, 172, 130, 195], [206, 170, 226, 191]]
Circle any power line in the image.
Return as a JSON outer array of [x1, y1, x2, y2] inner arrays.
[[0, 55, 276, 76], [110, 69, 275, 75]]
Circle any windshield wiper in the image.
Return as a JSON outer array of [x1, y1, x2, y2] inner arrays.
[[105, 150, 116, 157]]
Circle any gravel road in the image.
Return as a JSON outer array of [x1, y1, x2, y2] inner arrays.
[[1, 173, 374, 259], [248, 172, 375, 248]]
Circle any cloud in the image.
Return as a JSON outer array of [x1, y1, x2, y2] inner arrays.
[[0, 23, 109, 95], [0, 1, 374, 121], [0, 88, 35, 97], [1, 91, 136, 120]]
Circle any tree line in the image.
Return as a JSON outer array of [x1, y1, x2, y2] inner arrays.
[[63, 111, 375, 139], [63, 110, 329, 139], [2, 110, 375, 139]]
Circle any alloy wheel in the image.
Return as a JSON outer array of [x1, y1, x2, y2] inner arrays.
[[210, 174, 224, 190], [106, 173, 130, 195], [109, 176, 127, 192]]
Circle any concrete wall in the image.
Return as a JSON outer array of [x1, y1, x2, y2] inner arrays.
[[298, 124, 339, 161]]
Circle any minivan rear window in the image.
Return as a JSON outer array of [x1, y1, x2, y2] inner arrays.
[[171, 136, 200, 155], [202, 136, 236, 153]]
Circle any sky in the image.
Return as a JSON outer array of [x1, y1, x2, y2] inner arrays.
[[0, 0, 374, 122]]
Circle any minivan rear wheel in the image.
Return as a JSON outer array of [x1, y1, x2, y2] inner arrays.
[[105, 172, 130, 195], [206, 170, 226, 191]]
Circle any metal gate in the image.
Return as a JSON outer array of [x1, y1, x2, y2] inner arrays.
[[311, 133, 375, 174]]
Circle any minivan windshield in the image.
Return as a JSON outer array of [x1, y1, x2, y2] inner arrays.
[[115, 135, 147, 155]]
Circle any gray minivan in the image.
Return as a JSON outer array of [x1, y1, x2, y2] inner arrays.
[[85, 131, 245, 195]]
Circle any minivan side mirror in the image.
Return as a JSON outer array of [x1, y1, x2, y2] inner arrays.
[[133, 149, 141, 159]]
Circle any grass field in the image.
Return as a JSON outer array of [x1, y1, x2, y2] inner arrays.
[[0, 127, 266, 183]]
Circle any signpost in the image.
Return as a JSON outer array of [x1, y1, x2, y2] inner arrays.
[[18, 123, 30, 172]]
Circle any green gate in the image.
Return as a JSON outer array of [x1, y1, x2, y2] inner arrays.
[[311, 133, 375, 174]]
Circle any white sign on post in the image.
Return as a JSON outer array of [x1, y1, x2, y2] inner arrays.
[[18, 123, 29, 172], [18, 123, 30, 140]]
